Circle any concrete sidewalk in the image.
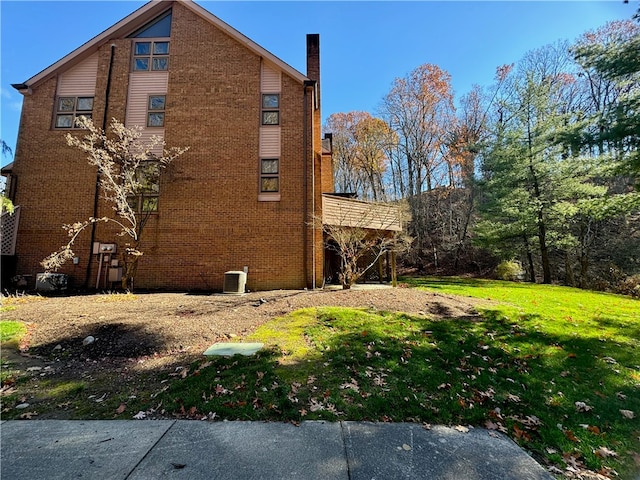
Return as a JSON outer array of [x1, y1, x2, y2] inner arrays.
[[0, 420, 553, 479]]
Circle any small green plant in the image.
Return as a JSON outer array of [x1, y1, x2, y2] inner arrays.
[[495, 260, 525, 281]]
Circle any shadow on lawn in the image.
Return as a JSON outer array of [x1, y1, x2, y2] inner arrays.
[[159, 307, 639, 476], [29, 322, 165, 360]]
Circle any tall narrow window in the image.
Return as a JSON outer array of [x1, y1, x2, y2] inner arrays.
[[261, 93, 280, 125], [133, 41, 169, 71], [260, 158, 279, 193], [54, 96, 93, 128], [127, 161, 160, 213], [147, 95, 166, 127]]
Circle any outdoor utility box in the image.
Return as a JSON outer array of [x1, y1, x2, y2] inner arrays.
[[223, 271, 246, 294], [35, 273, 68, 292], [109, 267, 123, 282]]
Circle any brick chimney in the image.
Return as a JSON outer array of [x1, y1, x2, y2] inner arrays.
[[306, 34, 320, 105]]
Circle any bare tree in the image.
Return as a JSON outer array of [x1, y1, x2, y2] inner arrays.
[[324, 112, 394, 201], [42, 117, 188, 289]]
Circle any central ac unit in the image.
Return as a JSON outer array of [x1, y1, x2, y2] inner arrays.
[[223, 271, 246, 294]]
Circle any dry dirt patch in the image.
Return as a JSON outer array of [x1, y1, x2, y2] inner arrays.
[[5, 287, 484, 361], [1, 287, 489, 419]]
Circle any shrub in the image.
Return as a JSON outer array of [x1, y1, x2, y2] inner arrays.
[[495, 260, 525, 281], [614, 274, 640, 298]]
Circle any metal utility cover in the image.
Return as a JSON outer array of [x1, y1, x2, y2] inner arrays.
[[203, 343, 264, 356]]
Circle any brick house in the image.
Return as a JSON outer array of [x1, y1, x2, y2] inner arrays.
[[2, 0, 401, 292]]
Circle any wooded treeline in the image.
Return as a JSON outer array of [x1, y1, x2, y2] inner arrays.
[[323, 19, 640, 293]]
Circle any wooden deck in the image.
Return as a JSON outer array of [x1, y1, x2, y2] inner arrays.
[[322, 195, 403, 232]]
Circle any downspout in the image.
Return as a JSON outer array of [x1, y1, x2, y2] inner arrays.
[[85, 43, 116, 289]]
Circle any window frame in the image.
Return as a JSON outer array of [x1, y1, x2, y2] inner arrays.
[[53, 96, 94, 129], [261, 93, 280, 126], [132, 39, 170, 72], [259, 157, 280, 201], [127, 160, 161, 214], [147, 94, 166, 128]]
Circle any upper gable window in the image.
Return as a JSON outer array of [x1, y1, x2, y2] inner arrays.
[[130, 11, 171, 38]]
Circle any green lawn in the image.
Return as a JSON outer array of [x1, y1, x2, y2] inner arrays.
[[0, 321, 26, 344], [160, 278, 640, 478]]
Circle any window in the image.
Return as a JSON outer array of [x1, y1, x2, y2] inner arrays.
[[54, 96, 93, 128], [261, 93, 280, 125], [127, 162, 160, 213], [133, 41, 169, 71], [260, 158, 279, 193], [147, 95, 166, 127]]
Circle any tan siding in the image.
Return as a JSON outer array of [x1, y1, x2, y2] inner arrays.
[[57, 54, 99, 96], [125, 72, 168, 127], [261, 62, 281, 93], [259, 127, 280, 157], [125, 71, 168, 155], [322, 195, 403, 232]]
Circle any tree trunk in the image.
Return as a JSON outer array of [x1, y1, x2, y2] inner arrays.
[[523, 234, 536, 283]]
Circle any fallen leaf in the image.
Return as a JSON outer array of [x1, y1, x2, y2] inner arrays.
[[616, 391, 627, 400], [115, 403, 126, 414], [587, 425, 601, 435], [594, 446, 618, 458], [402, 444, 412, 451], [454, 425, 469, 433], [485, 420, 499, 430], [133, 411, 147, 420], [505, 393, 521, 403], [593, 390, 607, 399], [620, 409, 635, 419], [574, 401, 592, 412], [309, 399, 324, 412], [512, 424, 531, 441], [19, 411, 38, 419], [564, 430, 580, 443]]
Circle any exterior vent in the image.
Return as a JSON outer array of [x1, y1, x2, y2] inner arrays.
[[223, 271, 246, 294]]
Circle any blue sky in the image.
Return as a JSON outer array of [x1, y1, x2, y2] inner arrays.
[[0, 1, 635, 167]]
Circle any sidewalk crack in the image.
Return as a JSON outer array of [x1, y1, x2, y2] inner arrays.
[[124, 420, 176, 479], [340, 421, 352, 480]]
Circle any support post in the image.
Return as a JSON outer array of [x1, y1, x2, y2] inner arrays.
[[391, 251, 397, 287]]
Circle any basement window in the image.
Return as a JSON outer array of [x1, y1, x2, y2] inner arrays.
[[54, 96, 93, 128]]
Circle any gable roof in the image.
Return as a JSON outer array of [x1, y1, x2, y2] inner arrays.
[[14, 0, 309, 92]]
